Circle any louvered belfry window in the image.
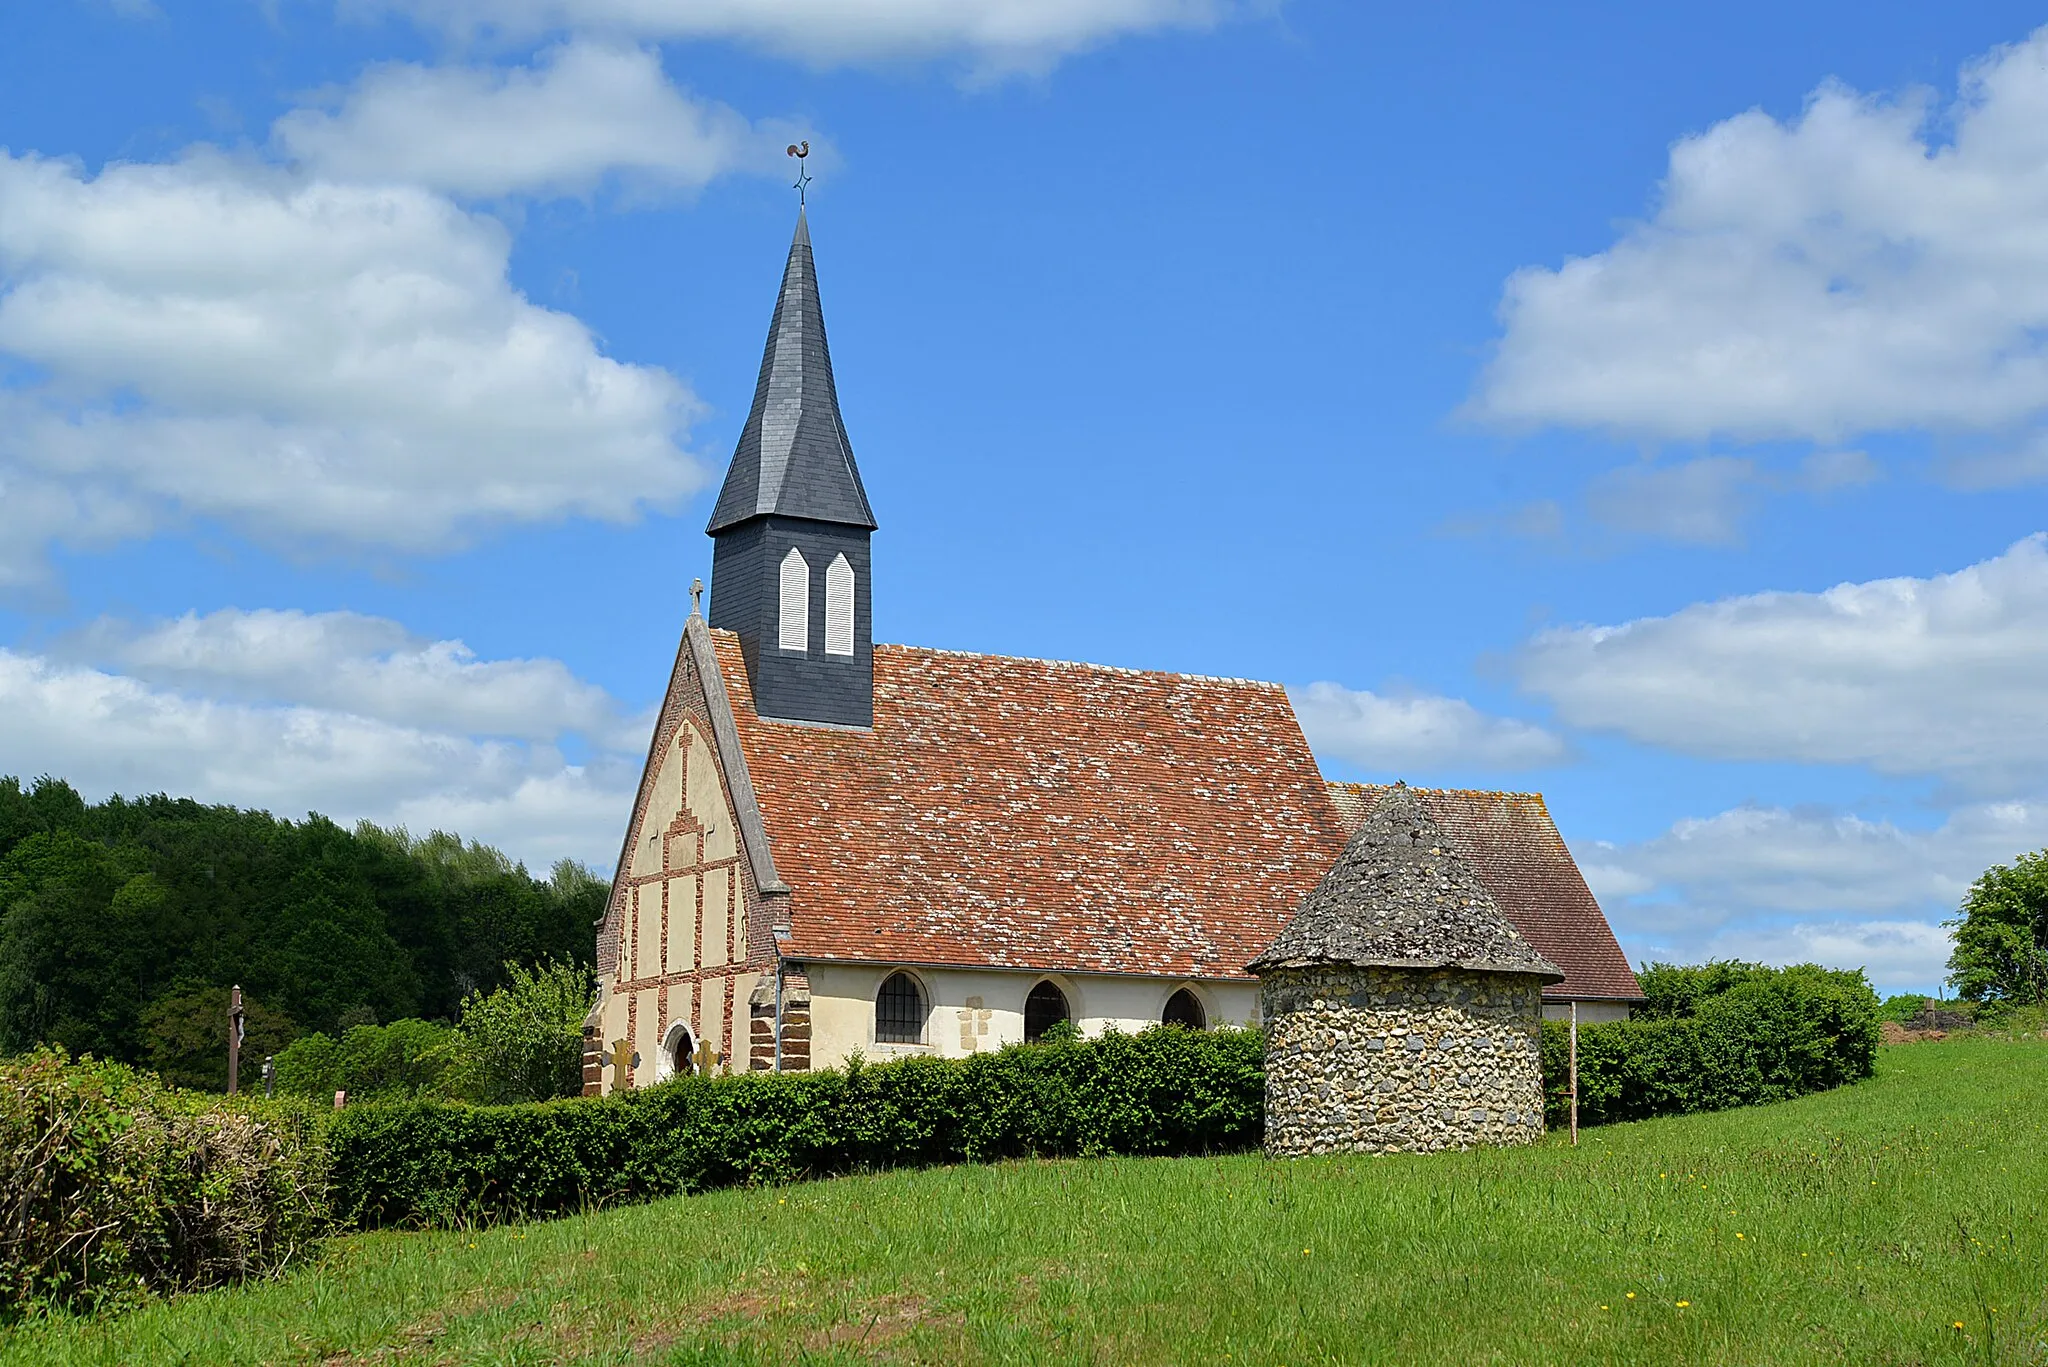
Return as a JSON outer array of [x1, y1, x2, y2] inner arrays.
[[824, 553, 855, 656], [1024, 981, 1070, 1042], [778, 548, 809, 652], [875, 972, 924, 1044]]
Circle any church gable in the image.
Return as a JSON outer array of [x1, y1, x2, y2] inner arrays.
[[592, 612, 781, 1091]]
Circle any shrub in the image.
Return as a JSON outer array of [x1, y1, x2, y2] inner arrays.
[[0, 1049, 327, 1321], [447, 959, 591, 1104], [1543, 962, 1880, 1127], [273, 1018, 458, 1103], [326, 1025, 1264, 1228], [1879, 992, 1931, 1025]]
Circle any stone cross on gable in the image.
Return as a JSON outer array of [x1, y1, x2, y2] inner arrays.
[[690, 578, 704, 617]]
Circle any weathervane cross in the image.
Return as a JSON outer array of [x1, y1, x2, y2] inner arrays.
[[786, 140, 811, 206]]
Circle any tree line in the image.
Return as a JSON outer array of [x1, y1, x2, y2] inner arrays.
[[0, 775, 603, 1089]]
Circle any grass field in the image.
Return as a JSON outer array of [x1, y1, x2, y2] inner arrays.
[[6, 1037, 2044, 1366]]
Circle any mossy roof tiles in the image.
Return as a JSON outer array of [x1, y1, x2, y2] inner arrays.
[[1248, 786, 1563, 981]]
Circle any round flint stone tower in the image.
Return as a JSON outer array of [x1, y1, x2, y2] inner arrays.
[[1249, 786, 1564, 1156]]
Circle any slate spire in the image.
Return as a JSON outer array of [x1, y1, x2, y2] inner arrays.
[[1249, 787, 1564, 980], [707, 210, 877, 534]]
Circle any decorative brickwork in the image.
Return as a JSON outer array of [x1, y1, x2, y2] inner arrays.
[[748, 967, 811, 1072], [1260, 965, 1546, 1155]]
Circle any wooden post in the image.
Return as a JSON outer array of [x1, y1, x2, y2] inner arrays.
[[227, 985, 245, 1095], [1568, 999, 1579, 1148]]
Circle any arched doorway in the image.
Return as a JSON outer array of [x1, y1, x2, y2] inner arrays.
[[1024, 980, 1071, 1042], [658, 1021, 698, 1081], [1162, 988, 1207, 1030]]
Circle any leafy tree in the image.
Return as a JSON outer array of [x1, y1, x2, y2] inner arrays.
[[0, 774, 602, 1085], [1948, 851, 2048, 1006], [272, 1018, 457, 1102], [0, 835, 158, 1058], [449, 959, 594, 1103], [137, 987, 298, 1091]]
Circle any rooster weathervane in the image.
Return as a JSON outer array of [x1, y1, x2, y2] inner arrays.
[[786, 141, 811, 206]]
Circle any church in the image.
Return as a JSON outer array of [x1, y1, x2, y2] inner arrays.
[[583, 212, 1641, 1094]]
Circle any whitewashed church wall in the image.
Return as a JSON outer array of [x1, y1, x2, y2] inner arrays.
[[803, 963, 1262, 1070], [633, 986, 660, 1087], [1541, 1000, 1632, 1024]]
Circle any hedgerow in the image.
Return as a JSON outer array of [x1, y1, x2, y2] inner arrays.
[[0, 1049, 327, 1322], [1542, 961, 1880, 1127], [326, 1025, 1265, 1228]]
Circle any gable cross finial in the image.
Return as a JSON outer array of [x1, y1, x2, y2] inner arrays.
[[786, 140, 811, 207], [690, 577, 705, 617]]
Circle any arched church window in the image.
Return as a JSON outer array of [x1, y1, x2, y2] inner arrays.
[[1024, 980, 1070, 1042], [824, 554, 855, 656], [778, 548, 809, 652], [874, 971, 925, 1044], [1162, 988, 1207, 1030]]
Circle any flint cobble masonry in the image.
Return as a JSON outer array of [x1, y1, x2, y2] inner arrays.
[[1261, 964, 1547, 1155]]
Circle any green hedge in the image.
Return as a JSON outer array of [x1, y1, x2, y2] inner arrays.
[[0, 1050, 328, 1321], [1542, 962, 1880, 1127], [327, 1026, 1264, 1227]]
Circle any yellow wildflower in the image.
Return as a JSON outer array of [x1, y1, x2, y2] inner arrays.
[[1676, 1301, 1690, 1308], [1625, 1293, 1635, 1300]]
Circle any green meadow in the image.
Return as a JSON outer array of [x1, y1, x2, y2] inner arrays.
[[6, 1037, 2043, 1366]]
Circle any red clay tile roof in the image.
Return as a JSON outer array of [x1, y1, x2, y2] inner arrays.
[[712, 629, 1349, 980], [1325, 784, 1644, 1001]]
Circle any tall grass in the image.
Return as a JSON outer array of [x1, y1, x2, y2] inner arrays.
[[5, 1037, 2043, 1366]]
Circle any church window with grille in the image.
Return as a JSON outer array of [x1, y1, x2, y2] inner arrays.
[[1024, 980, 1071, 1042], [1162, 988, 1207, 1030], [778, 548, 809, 652], [875, 972, 925, 1044], [824, 554, 855, 656]]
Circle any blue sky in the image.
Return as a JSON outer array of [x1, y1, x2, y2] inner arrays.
[[6, 0, 2048, 995]]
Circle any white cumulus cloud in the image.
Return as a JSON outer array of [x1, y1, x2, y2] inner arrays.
[[348, 0, 1239, 73], [1518, 534, 2048, 792], [0, 148, 703, 584], [69, 608, 642, 747], [275, 40, 800, 199], [1573, 798, 2048, 993], [1469, 24, 2048, 459], [0, 614, 648, 869], [1288, 681, 1567, 774]]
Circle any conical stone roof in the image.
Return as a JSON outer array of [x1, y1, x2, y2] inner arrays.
[[1248, 785, 1564, 981]]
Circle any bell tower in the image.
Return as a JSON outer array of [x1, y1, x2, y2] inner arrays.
[[706, 210, 877, 728]]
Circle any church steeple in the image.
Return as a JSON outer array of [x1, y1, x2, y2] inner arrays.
[[707, 210, 876, 535], [706, 210, 877, 729]]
